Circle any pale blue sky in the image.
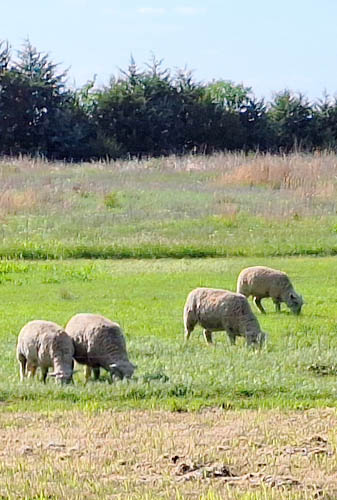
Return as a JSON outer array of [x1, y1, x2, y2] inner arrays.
[[1, 0, 336, 101]]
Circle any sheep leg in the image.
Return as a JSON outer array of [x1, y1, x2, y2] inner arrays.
[[227, 330, 236, 345], [273, 299, 281, 312], [184, 323, 195, 342], [203, 329, 213, 344], [93, 367, 100, 380], [184, 329, 191, 342], [27, 364, 37, 378], [41, 367, 48, 383], [254, 297, 266, 314], [85, 365, 92, 383], [183, 312, 196, 342], [18, 356, 27, 381]]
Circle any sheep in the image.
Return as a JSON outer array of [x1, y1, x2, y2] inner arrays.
[[16, 320, 75, 384], [183, 287, 266, 346], [237, 265, 303, 315], [65, 313, 136, 383]]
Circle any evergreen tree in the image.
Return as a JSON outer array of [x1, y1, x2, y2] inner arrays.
[[268, 90, 314, 151], [0, 40, 10, 73], [0, 39, 70, 155]]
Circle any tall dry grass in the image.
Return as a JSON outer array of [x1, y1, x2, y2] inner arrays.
[[0, 152, 337, 259], [1, 151, 336, 193], [217, 152, 337, 202], [0, 188, 38, 214]]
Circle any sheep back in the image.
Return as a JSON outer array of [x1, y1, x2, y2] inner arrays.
[[65, 313, 135, 379], [184, 287, 265, 346], [237, 266, 303, 314], [16, 320, 74, 382]]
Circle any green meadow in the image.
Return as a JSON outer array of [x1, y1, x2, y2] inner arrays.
[[1, 153, 337, 259], [1, 256, 336, 412], [1, 154, 337, 499]]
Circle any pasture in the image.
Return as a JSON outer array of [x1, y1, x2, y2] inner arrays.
[[1, 152, 337, 259], [1, 257, 337, 413], [1, 153, 337, 498], [1, 257, 337, 498]]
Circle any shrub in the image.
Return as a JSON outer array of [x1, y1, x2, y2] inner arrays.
[[103, 191, 120, 209]]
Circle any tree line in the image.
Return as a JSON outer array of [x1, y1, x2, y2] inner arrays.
[[1, 39, 337, 161]]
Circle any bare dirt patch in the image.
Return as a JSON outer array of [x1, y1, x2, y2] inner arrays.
[[1, 408, 337, 499]]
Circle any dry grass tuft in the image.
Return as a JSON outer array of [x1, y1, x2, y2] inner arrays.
[[1, 408, 337, 498], [0, 153, 337, 255], [217, 152, 337, 201], [0, 188, 38, 214], [220, 161, 290, 189]]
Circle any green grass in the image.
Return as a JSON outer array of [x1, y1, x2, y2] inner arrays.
[[1, 154, 337, 259], [2, 256, 337, 412], [2, 214, 337, 259], [2, 154, 337, 498]]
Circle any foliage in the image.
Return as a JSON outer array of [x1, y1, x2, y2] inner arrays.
[[204, 80, 252, 111], [0, 39, 69, 157], [314, 94, 337, 149], [268, 90, 315, 151], [93, 57, 191, 157], [0, 39, 10, 73], [2, 39, 337, 158], [103, 191, 120, 208]]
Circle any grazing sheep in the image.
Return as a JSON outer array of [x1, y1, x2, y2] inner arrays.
[[65, 313, 136, 383], [183, 287, 266, 346], [237, 265, 303, 315], [16, 320, 75, 384]]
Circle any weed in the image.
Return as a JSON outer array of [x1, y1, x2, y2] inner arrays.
[[307, 363, 337, 376], [142, 372, 170, 383], [103, 191, 120, 209], [65, 264, 97, 281], [59, 288, 77, 300]]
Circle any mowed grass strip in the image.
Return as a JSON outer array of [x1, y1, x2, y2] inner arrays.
[[1, 257, 337, 412], [1, 408, 337, 499]]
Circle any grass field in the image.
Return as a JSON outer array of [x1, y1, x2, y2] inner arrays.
[[1, 256, 337, 414], [1, 153, 337, 259], [2, 153, 337, 498], [0, 257, 337, 498]]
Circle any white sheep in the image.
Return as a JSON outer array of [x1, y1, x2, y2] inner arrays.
[[16, 320, 75, 383], [65, 313, 136, 383], [183, 287, 266, 346], [237, 265, 303, 315]]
